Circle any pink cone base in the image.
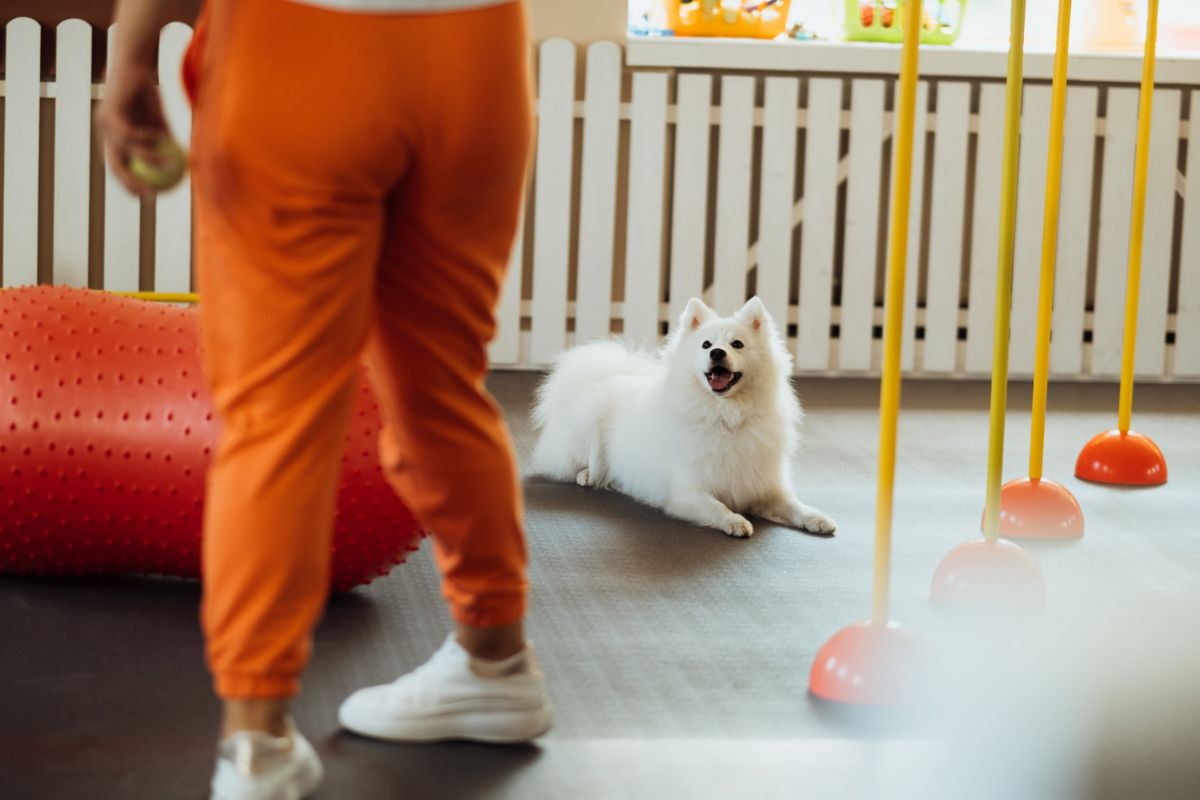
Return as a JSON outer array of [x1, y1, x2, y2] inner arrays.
[[931, 538, 1046, 615], [809, 621, 926, 706], [993, 477, 1083, 540]]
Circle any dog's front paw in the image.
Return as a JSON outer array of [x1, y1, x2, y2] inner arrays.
[[724, 515, 754, 538], [801, 512, 837, 535], [576, 468, 593, 487]]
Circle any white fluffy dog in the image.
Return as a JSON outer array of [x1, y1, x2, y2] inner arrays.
[[531, 296, 836, 538]]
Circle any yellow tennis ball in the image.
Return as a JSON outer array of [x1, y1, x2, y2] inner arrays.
[[129, 136, 187, 191]]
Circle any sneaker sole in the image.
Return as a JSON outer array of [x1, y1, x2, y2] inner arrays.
[[210, 756, 322, 800], [339, 703, 553, 744], [294, 756, 323, 799]]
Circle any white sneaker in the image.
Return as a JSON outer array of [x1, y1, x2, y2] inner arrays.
[[209, 719, 323, 800], [338, 635, 553, 743]]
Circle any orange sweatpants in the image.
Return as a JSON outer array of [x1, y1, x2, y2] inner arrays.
[[186, 0, 532, 699]]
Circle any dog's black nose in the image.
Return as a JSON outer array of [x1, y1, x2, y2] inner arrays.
[[709, 348, 727, 362]]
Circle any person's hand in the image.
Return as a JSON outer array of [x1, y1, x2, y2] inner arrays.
[[97, 60, 171, 196]]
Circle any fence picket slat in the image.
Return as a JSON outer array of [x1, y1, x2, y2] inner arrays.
[[152, 23, 194, 294], [1092, 87, 1139, 376], [529, 39, 576, 364], [965, 83, 1007, 374], [1049, 86, 1099, 376], [1175, 89, 1200, 377], [902, 82, 926, 371], [712, 76, 755, 315], [668, 74, 713, 326], [2, 18, 41, 287], [923, 81, 971, 373], [796, 78, 842, 371], [900, 81, 929, 372], [102, 24, 141, 292], [488, 208, 525, 364], [1133, 89, 1180, 378], [1008, 84, 1052, 377], [53, 20, 92, 288], [755, 77, 799, 338], [623, 72, 669, 349], [573, 41, 622, 345], [839, 79, 886, 371]]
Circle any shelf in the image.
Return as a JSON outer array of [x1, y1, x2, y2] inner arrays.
[[625, 37, 1200, 85]]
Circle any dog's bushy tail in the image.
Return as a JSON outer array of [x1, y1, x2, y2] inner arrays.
[[531, 341, 651, 480]]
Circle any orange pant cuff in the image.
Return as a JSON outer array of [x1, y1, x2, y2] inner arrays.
[[448, 591, 527, 628], [215, 672, 301, 700]]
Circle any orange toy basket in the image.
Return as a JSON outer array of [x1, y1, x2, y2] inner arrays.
[[661, 0, 792, 39]]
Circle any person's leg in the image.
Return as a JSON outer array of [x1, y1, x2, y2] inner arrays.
[[366, 0, 533, 658], [366, 326, 529, 657], [338, 1, 548, 743], [190, 0, 408, 751]]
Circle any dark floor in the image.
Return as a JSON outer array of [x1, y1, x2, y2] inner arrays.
[[2, 374, 1198, 799]]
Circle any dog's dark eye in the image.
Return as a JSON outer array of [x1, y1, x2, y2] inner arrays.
[[731, 340, 744, 349], [701, 341, 711, 349]]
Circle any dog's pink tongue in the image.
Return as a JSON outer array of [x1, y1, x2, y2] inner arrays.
[[709, 371, 732, 391]]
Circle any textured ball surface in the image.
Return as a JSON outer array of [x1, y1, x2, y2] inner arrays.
[[0, 286, 424, 590], [129, 136, 187, 191]]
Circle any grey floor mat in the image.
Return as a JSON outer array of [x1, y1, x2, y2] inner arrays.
[[2, 374, 1198, 799]]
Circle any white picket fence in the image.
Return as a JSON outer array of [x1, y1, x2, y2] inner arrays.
[[2, 18, 1199, 381], [2, 18, 194, 295]]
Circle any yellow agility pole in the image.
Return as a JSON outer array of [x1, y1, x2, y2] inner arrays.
[[1028, 0, 1072, 482], [931, 0, 1046, 614], [981, 0, 1028, 545], [1117, 0, 1158, 437], [1076, 0, 1168, 486], [109, 291, 199, 304], [998, 0, 1085, 540], [869, 0, 922, 627], [808, 0, 925, 705]]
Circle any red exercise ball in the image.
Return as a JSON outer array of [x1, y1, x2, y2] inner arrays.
[[0, 286, 424, 590]]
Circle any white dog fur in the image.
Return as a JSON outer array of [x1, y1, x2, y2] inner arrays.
[[531, 296, 836, 538]]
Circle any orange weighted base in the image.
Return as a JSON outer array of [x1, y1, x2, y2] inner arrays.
[[994, 477, 1084, 540], [0, 286, 424, 590], [808, 621, 927, 706], [1075, 428, 1167, 486], [930, 537, 1046, 616]]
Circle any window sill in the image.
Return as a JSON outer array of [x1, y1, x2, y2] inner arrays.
[[625, 36, 1200, 85]]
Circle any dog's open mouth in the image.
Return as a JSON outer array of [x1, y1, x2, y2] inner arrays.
[[705, 366, 742, 394]]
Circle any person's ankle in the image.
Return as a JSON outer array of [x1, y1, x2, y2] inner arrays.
[[455, 620, 525, 661], [458, 637, 525, 661], [468, 647, 529, 678], [222, 699, 291, 739]]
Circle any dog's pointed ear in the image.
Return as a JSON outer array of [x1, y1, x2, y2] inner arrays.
[[681, 298, 717, 331], [735, 296, 768, 331]]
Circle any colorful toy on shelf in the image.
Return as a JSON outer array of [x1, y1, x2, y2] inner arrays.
[[782, 22, 822, 41], [1078, 0, 1143, 52], [661, 0, 792, 39], [846, 1, 968, 45], [0, 286, 425, 591]]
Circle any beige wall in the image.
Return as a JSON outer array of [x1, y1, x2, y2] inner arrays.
[[5, 1, 624, 42], [526, 0, 626, 42]]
